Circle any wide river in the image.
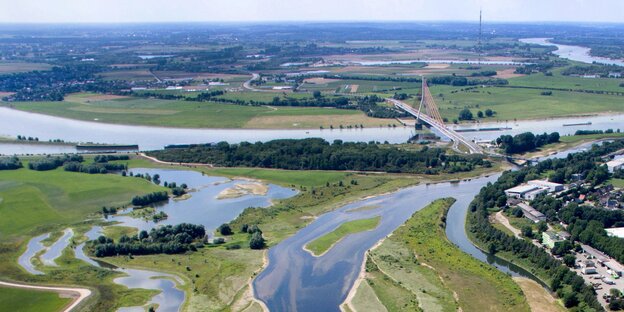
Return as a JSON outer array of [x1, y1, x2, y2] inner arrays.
[[253, 141, 596, 311], [521, 38, 624, 67], [0, 107, 622, 155]]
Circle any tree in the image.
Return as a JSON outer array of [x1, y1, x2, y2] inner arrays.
[[218, 224, 233, 236], [485, 108, 494, 117], [458, 108, 473, 121], [521, 225, 533, 238], [563, 254, 576, 267], [249, 232, 265, 249], [313, 90, 322, 99], [563, 292, 579, 308], [537, 221, 548, 233], [477, 111, 484, 118]]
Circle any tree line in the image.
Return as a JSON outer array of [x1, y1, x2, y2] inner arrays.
[[146, 138, 490, 175], [495, 132, 560, 154], [92, 223, 206, 257], [0, 156, 22, 170], [131, 191, 169, 206]]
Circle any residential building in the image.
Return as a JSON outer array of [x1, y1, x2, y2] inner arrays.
[[542, 231, 562, 248]]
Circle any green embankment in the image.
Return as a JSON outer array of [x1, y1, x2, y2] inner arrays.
[[305, 216, 381, 256], [352, 198, 529, 312], [0, 287, 71, 312]]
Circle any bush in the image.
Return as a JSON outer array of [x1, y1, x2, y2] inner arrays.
[[0, 156, 22, 170], [212, 237, 225, 244], [249, 232, 265, 249], [218, 224, 233, 236]]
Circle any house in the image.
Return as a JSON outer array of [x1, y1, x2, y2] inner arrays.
[[528, 180, 564, 193], [518, 203, 546, 223], [542, 231, 563, 248], [607, 158, 624, 173], [609, 72, 622, 78], [505, 184, 541, 198]]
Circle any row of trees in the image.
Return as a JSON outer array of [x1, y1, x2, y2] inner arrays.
[[495, 132, 560, 154], [27, 154, 83, 171], [147, 138, 490, 174], [92, 223, 206, 257], [64, 161, 127, 174]]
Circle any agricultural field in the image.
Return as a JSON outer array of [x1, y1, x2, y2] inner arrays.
[[2, 93, 398, 129], [0, 287, 71, 312], [0, 62, 53, 74], [347, 198, 529, 312]]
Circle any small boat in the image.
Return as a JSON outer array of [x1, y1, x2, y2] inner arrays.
[[563, 122, 592, 126]]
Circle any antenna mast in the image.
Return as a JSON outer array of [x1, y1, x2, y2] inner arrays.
[[478, 9, 482, 65]]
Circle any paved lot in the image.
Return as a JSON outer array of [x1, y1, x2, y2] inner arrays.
[[572, 252, 624, 309]]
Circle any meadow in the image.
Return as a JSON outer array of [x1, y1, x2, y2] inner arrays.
[[0, 287, 71, 312], [2, 93, 396, 129], [350, 198, 530, 312]]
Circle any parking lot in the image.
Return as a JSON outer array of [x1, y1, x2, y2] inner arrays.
[[573, 251, 624, 308]]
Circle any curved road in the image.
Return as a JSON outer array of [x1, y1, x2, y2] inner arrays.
[[0, 280, 91, 312]]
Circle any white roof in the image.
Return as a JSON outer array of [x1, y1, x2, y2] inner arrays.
[[505, 184, 540, 194], [607, 158, 624, 167], [606, 227, 624, 238], [528, 180, 562, 187]]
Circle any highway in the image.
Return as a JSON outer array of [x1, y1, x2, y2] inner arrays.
[[388, 98, 484, 154]]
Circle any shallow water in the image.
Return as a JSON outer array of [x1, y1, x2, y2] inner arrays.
[[114, 268, 185, 312], [74, 226, 103, 267], [17, 233, 49, 275], [107, 168, 297, 233], [40, 228, 74, 267]]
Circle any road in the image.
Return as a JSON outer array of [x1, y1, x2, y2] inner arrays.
[[388, 98, 484, 154], [494, 211, 522, 238], [242, 73, 263, 92], [0, 280, 91, 312]]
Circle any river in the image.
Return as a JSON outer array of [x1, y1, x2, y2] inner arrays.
[[521, 38, 624, 67], [253, 142, 596, 311], [0, 107, 622, 155]]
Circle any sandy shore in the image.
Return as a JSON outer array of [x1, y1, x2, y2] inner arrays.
[[217, 182, 269, 199]]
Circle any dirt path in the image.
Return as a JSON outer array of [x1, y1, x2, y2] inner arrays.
[[513, 277, 565, 312], [494, 211, 522, 238], [0, 280, 91, 312], [138, 153, 213, 168]]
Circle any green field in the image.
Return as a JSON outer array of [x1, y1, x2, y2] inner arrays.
[[305, 216, 380, 256], [0, 165, 162, 238], [610, 178, 624, 188], [0, 287, 71, 312], [2, 93, 392, 129], [431, 84, 624, 121], [353, 198, 529, 312], [509, 72, 624, 92]]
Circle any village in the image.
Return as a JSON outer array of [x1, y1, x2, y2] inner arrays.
[[502, 156, 624, 308]]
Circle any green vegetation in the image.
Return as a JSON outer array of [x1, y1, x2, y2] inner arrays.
[[147, 138, 491, 174], [431, 84, 624, 122], [354, 198, 528, 312], [0, 164, 162, 238], [0, 287, 71, 312], [1, 93, 390, 129], [305, 216, 380, 256]]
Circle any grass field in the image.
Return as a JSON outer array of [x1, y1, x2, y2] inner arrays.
[[0, 165, 163, 238], [430, 84, 624, 121], [2, 93, 398, 129], [610, 178, 624, 188], [354, 198, 529, 312], [0, 287, 71, 312], [305, 216, 380, 256], [509, 72, 624, 92]]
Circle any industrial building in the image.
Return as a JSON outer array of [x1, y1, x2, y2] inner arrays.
[[504, 184, 541, 199], [528, 180, 564, 193], [607, 158, 624, 173], [517, 203, 546, 223]]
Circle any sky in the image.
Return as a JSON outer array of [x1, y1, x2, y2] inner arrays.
[[1, 0, 623, 24]]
